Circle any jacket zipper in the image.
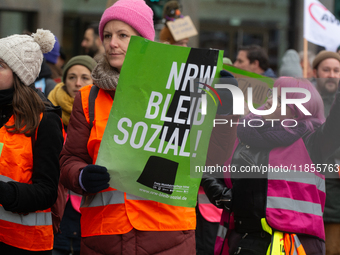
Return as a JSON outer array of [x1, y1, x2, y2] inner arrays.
[[239, 152, 255, 166]]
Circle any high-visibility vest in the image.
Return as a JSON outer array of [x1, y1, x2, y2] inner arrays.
[[198, 186, 222, 222], [0, 115, 53, 251], [214, 139, 325, 255], [232, 139, 324, 239], [79, 85, 196, 237], [261, 219, 306, 255]]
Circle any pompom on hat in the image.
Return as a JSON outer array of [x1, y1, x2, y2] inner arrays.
[[99, 0, 155, 42], [0, 29, 55, 86]]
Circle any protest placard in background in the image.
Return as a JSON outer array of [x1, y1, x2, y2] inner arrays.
[[95, 36, 223, 207], [167, 16, 198, 41]]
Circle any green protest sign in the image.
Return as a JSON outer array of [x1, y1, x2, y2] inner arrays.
[[95, 36, 223, 207]]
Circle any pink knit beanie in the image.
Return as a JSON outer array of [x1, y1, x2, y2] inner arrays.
[[99, 0, 155, 42]]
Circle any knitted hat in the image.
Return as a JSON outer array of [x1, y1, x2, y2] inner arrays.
[[99, 0, 155, 42], [279, 49, 303, 78], [312, 50, 340, 69], [0, 29, 55, 86], [223, 57, 233, 65], [43, 36, 60, 64], [62, 55, 97, 83]]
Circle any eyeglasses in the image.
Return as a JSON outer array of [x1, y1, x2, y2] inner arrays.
[[267, 88, 281, 108]]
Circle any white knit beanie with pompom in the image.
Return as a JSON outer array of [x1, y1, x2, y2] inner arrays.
[[0, 29, 55, 86]]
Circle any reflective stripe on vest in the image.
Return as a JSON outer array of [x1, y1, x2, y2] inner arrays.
[[79, 86, 196, 237], [283, 234, 307, 255], [0, 115, 53, 251], [0, 175, 14, 183], [0, 206, 52, 226], [81, 190, 150, 208], [81, 190, 125, 208], [197, 188, 223, 222], [214, 214, 232, 255], [267, 196, 322, 217], [267, 170, 325, 192], [216, 223, 227, 239], [0, 174, 52, 226], [125, 193, 149, 201], [267, 169, 324, 217], [198, 192, 210, 204]]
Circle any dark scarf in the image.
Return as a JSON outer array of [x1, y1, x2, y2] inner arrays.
[[0, 88, 14, 107], [237, 117, 309, 149]]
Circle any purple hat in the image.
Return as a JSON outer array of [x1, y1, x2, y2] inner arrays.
[[99, 0, 155, 42], [43, 36, 60, 64]]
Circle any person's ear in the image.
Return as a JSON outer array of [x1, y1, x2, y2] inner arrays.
[[313, 68, 318, 78], [249, 60, 259, 69]]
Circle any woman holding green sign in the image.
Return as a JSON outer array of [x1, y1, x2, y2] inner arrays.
[[59, 0, 196, 254]]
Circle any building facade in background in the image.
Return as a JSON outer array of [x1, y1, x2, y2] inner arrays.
[[0, 0, 335, 74]]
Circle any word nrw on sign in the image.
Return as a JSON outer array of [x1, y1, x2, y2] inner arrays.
[[201, 86, 311, 116]]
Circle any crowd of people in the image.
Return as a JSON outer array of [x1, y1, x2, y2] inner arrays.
[[0, 0, 340, 254]]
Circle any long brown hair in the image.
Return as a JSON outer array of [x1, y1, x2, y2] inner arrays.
[[5, 73, 46, 136]]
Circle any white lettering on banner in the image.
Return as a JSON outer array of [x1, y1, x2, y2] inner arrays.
[[174, 96, 190, 124], [166, 62, 186, 90], [161, 94, 172, 122], [144, 124, 162, 152], [304, 0, 340, 51], [166, 62, 217, 91], [116, 61, 217, 157], [130, 122, 148, 149], [145, 92, 163, 119], [114, 119, 191, 156], [115, 117, 132, 144]]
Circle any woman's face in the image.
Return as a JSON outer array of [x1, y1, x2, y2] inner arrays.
[[102, 20, 139, 71], [65, 65, 93, 98], [0, 60, 14, 90], [264, 88, 295, 121]]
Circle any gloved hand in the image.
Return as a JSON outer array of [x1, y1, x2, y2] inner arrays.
[[80, 164, 110, 193], [216, 70, 238, 115], [201, 177, 232, 212]]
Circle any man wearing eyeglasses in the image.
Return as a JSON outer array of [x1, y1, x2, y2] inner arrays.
[[313, 50, 340, 255]]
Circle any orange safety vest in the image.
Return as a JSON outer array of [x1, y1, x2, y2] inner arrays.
[[79, 85, 196, 237], [283, 233, 307, 255], [0, 115, 53, 251]]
